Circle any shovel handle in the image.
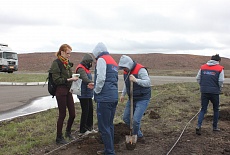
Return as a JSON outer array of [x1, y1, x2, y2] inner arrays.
[[130, 81, 133, 133]]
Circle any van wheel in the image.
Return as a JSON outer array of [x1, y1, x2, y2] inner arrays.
[[8, 71, 13, 73]]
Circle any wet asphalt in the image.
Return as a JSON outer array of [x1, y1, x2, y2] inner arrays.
[[0, 84, 49, 113]]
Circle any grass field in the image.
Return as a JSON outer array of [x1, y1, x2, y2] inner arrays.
[[0, 82, 213, 154], [0, 73, 47, 82]]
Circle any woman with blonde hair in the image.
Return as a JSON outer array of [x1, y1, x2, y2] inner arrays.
[[49, 44, 79, 144]]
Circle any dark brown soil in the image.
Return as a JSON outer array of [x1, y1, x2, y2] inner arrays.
[[32, 84, 230, 155], [38, 109, 230, 155]]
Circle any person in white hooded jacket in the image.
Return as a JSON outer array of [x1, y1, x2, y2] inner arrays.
[[91, 42, 118, 155], [118, 55, 151, 144]]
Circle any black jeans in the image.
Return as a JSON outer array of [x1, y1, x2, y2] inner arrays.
[[79, 98, 93, 133]]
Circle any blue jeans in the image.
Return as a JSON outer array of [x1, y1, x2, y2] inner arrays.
[[97, 102, 118, 155], [197, 93, 219, 129], [123, 99, 150, 137]]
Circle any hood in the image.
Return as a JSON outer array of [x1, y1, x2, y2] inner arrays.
[[92, 42, 108, 58], [81, 53, 93, 65], [118, 55, 134, 70], [206, 60, 219, 66]]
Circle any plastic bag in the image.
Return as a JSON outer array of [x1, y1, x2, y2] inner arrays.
[[70, 79, 82, 96]]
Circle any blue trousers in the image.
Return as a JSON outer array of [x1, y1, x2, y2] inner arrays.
[[97, 101, 118, 155], [123, 99, 150, 137], [197, 93, 220, 129]]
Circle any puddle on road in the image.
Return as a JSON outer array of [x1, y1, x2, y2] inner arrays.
[[0, 95, 79, 122]]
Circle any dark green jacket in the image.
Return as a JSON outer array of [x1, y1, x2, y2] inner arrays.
[[49, 59, 73, 88]]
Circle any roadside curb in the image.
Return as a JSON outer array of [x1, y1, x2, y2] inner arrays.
[[0, 82, 46, 86]]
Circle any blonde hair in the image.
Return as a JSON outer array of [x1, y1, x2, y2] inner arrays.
[[56, 44, 72, 56]]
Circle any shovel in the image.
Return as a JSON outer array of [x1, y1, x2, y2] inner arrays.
[[125, 81, 137, 150]]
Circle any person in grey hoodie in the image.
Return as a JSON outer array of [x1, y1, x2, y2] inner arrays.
[[91, 42, 118, 155], [196, 54, 224, 135], [118, 55, 151, 144]]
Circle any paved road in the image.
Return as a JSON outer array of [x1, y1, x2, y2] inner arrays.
[[0, 85, 49, 113], [1, 76, 229, 113]]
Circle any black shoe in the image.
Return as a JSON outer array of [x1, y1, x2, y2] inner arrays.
[[137, 136, 145, 144], [56, 136, 68, 144], [97, 150, 105, 155], [213, 128, 221, 131], [65, 131, 75, 140], [196, 127, 201, 135]]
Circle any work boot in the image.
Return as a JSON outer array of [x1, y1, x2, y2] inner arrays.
[[137, 136, 145, 144], [56, 135, 67, 144], [213, 128, 221, 131], [196, 127, 201, 135], [65, 131, 75, 140]]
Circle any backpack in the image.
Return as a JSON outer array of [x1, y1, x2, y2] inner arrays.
[[44, 59, 62, 98]]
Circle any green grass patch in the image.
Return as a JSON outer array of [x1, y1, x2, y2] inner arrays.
[[0, 73, 47, 82]]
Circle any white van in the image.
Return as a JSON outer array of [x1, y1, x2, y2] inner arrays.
[[0, 43, 18, 73]]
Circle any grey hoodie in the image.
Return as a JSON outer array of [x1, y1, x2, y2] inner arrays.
[[196, 60, 224, 87], [118, 55, 134, 70], [118, 55, 151, 96], [92, 42, 108, 59], [92, 42, 108, 94]]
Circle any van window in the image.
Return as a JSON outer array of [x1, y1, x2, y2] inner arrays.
[[3, 52, 18, 60]]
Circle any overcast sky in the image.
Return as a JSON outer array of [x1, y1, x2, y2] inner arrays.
[[1, 0, 230, 58]]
